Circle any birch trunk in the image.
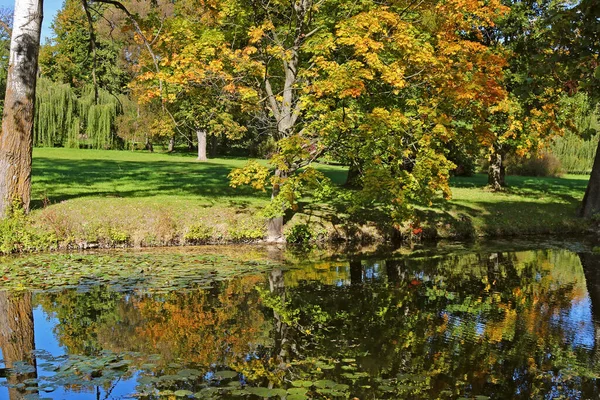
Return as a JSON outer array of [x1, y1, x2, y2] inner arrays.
[[488, 149, 505, 191], [0, 0, 42, 216], [197, 129, 207, 161]]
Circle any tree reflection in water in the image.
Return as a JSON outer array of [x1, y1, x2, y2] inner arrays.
[[0, 248, 599, 399]]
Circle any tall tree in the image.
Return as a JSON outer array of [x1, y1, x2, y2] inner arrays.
[[572, 0, 600, 218], [0, 0, 43, 216]]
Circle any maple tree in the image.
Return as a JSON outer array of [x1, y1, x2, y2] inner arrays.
[[120, 0, 259, 160], [223, 0, 510, 237]]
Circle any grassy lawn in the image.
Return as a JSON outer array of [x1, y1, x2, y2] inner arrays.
[[25, 148, 592, 248], [439, 174, 590, 237]]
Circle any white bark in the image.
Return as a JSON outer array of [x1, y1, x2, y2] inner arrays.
[[0, 0, 42, 216], [197, 128, 207, 161]]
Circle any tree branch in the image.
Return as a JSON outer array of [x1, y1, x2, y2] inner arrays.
[[82, 0, 99, 104]]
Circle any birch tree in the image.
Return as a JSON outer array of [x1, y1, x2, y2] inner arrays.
[[0, 0, 43, 216]]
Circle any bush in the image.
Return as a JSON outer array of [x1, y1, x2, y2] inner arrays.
[[505, 151, 563, 177], [183, 224, 213, 244], [228, 220, 264, 242], [0, 206, 57, 253], [285, 223, 314, 244]]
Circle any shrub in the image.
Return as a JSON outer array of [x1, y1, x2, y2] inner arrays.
[[228, 220, 264, 242], [285, 223, 314, 244], [0, 206, 57, 253], [183, 224, 213, 244], [107, 227, 130, 245], [505, 151, 563, 177]]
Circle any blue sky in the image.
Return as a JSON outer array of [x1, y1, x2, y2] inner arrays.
[[0, 0, 62, 42]]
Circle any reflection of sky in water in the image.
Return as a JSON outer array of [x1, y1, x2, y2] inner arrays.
[[554, 296, 595, 350], [0, 304, 140, 400], [364, 263, 381, 280], [2, 249, 600, 399]]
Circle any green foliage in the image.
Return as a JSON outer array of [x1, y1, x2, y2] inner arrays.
[[548, 94, 600, 174], [229, 161, 271, 191], [78, 85, 122, 149], [228, 221, 264, 242], [0, 204, 56, 254], [505, 151, 563, 177], [285, 224, 314, 245], [34, 77, 80, 147], [184, 224, 213, 244], [39, 0, 129, 93], [34, 77, 123, 149], [551, 132, 599, 174]]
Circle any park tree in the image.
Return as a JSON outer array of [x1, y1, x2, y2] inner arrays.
[[569, 0, 600, 218], [464, 0, 570, 190], [39, 0, 129, 93], [0, 0, 43, 216], [132, 4, 259, 161], [225, 0, 508, 239]]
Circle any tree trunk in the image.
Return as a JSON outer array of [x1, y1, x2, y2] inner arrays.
[[267, 169, 286, 242], [350, 259, 362, 285], [144, 136, 153, 152], [0, 0, 43, 216], [488, 150, 505, 191], [580, 139, 600, 218], [197, 128, 207, 161], [168, 136, 175, 152], [210, 134, 218, 158], [269, 269, 295, 370], [345, 159, 362, 188], [0, 292, 37, 400]]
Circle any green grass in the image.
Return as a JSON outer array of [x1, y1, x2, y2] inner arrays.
[[426, 173, 590, 237], [28, 148, 349, 247], [22, 148, 593, 249]]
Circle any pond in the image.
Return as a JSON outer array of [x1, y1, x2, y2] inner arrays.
[[1, 241, 600, 399]]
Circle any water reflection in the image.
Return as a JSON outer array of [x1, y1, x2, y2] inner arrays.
[[0, 248, 599, 399]]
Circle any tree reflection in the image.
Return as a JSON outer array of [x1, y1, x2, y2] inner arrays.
[[16, 248, 600, 399], [265, 249, 599, 398], [0, 291, 36, 400]]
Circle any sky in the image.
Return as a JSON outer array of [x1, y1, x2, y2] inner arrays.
[[0, 0, 62, 42]]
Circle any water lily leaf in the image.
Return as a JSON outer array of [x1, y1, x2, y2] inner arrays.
[[333, 384, 349, 391], [177, 369, 201, 377], [287, 395, 309, 400], [287, 387, 308, 395], [174, 389, 194, 397], [314, 380, 337, 388], [214, 370, 238, 379], [291, 380, 313, 388]]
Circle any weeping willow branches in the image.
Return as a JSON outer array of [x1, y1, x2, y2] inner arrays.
[[34, 77, 123, 149]]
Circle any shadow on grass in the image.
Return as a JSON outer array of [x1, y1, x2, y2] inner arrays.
[[297, 177, 587, 240], [31, 156, 349, 210], [31, 157, 269, 208], [428, 196, 585, 237]]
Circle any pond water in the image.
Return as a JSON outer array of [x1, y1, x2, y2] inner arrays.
[[1, 242, 600, 399]]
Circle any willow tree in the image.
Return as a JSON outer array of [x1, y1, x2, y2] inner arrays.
[[79, 84, 121, 149], [34, 77, 80, 147], [0, 0, 43, 216]]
